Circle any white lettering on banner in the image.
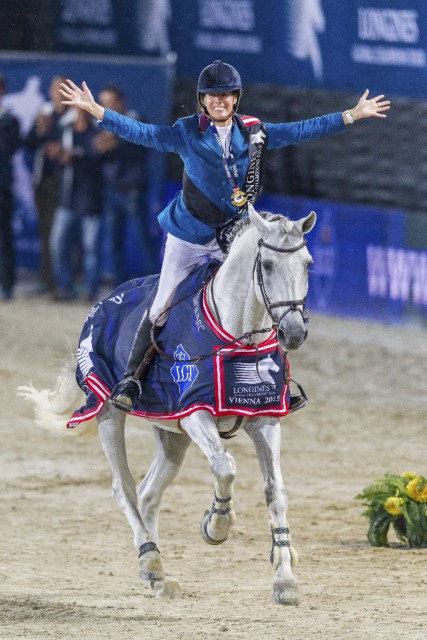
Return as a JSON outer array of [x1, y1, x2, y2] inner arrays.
[[411, 253, 427, 305], [358, 9, 419, 44], [366, 245, 427, 305], [195, 32, 262, 53], [59, 27, 117, 46], [366, 245, 388, 297], [387, 249, 413, 302], [61, 0, 113, 26], [199, 0, 255, 32], [351, 44, 426, 68]]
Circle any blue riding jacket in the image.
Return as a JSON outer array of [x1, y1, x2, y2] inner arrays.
[[99, 109, 345, 245]]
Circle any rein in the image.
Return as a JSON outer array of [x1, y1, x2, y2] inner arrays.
[[150, 272, 274, 364]]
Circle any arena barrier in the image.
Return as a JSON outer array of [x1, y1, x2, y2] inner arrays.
[[259, 193, 427, 327]]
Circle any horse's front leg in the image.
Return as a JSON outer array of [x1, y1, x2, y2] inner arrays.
[[97, 406, 166, 589], [244, 417, 299, 605], [180, 411, 236, 544]]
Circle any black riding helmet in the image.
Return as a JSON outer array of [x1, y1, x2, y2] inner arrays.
[[197, 60, 243, 113]]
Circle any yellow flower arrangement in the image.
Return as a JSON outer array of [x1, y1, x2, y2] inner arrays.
[[406, 477, 427, 503], [384, 496, 405, 516], [401, 471, 417, 481], [356, 472, 427, 547]]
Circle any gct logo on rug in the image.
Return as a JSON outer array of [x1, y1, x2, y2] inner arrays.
[[170, 344, 199, 397]]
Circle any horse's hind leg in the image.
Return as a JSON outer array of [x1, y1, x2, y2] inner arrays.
[[137, 426, 191, 541], [244, 417, 299, 605], [136, 425, 191, 598], [97, 406, 166, 587], [181, 411, 236, 544]]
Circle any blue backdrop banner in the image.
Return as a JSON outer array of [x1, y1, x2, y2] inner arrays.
[[169, 0, 427, 99], [50, 1, 427, 99], [258, 193, 426, 326]]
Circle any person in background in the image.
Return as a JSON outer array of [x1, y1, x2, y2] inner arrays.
[[60, 61, 390, 411], [94, 84, 156, 287], [0, 74, 20, 301], [24, 75, 69, 294], [49, 108, 104, 302]]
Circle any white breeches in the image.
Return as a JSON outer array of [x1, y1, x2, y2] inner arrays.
[[149, 234, 223, 326]]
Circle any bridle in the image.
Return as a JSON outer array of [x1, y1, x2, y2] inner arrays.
[[254, 237, 309, 329]]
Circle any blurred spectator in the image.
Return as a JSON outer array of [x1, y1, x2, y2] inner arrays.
[[25, 75, 69, 293], [95, 84, 157, 286], [0, 75, 20, 301], [49, 108, 104, 302]]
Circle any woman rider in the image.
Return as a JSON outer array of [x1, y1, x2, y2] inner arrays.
[[59, 60, 390, 412]]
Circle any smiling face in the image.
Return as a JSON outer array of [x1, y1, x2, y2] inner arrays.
[[201, 91, 238, 126]]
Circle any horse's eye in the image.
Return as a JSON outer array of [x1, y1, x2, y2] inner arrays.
[[262, 260, 273, 274]]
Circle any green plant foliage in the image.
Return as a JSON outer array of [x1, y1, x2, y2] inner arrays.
[[356, 472, 427, 548]]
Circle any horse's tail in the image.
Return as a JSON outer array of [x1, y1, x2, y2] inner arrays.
[[17, 356, 98, 439]]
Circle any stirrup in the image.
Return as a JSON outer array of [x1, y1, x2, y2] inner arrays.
[[109, 377, 142, 413], [289, 379, 308, 413]]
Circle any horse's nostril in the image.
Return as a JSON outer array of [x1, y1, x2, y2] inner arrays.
[[278, 327, 304, 350], [278, 327, 286, 341], [286, 336, 302, 350]]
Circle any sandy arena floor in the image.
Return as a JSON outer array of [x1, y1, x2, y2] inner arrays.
[[1, 292, 427, 640]]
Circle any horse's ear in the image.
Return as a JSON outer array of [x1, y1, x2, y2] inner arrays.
[[248, 202, 270, 236], [299, 210, 317, 235]]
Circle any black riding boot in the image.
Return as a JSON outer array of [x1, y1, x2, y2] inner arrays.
[[110, 312, 157, 413]]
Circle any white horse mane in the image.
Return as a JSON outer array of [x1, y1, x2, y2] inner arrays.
[[225, 211, 291, 257]]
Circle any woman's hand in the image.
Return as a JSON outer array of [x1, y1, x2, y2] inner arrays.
[[59, 79, 105, 120], [349, 89, 391, 122]]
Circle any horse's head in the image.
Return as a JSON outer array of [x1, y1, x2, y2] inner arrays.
[[248, 203, 316, 351]]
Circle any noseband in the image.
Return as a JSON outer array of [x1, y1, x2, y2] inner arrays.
[[254, 237, 309, 327]]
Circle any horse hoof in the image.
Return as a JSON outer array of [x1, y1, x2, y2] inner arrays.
[[200, 510, 228, 545], [153, 577, 182, 599], [139, 551, 166, 582], [271, 579, 300, 606]]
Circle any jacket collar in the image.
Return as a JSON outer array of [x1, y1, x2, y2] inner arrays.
[[198, 113, 246, 156]]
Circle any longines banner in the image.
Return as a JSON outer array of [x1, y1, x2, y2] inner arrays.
[[55, 0, 172, 56], [54, 0, 427, 98], [169, 0, 427, 98]]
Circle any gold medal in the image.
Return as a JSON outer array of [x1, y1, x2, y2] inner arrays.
[[231, 189, 248, 207]]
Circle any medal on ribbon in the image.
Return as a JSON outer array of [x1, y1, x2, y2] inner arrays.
[[210, 121, 248, 209], [230, 188, 248, 207]]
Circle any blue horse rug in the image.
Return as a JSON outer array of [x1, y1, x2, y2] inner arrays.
[[68, 261, 290, 429]]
